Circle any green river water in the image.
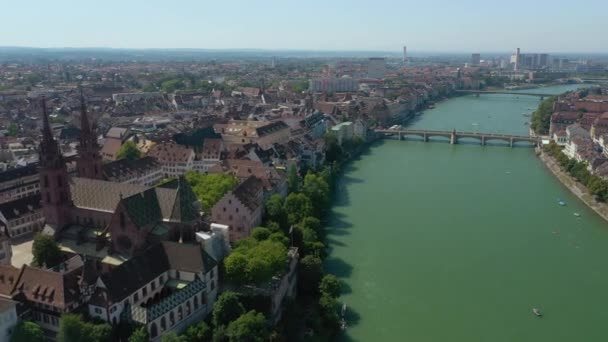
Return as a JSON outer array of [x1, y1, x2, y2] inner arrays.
[[325, 84, 608, 342]]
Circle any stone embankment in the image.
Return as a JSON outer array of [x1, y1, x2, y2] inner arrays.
[[538, 149, 608, 222]]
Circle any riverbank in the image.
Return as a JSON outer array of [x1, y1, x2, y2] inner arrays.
[[537, 149, 608, 222]]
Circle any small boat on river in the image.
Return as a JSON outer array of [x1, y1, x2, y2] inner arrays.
[[574, 212, 581, 217], [558, 199, 566, 206], [532, 308, 542, 317]]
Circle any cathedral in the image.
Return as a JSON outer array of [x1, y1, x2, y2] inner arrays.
[[38, 93, 202, 259]]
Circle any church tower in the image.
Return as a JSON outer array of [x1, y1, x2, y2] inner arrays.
[[39, 97, 72, 231], [76, 88, 103, 179]]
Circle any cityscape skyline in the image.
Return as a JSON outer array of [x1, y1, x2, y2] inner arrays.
[[2, 0, 608, 53]]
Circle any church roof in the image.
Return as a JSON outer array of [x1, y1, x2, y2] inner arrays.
[[69, 177, 148, 212]]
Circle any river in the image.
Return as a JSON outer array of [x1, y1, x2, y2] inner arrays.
[[326, 84, 608, 342]]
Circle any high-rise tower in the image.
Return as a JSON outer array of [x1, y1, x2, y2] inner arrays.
[[403, 46, 407, 63], [76, 88, 103, 179], [39, 97, 72, 232]]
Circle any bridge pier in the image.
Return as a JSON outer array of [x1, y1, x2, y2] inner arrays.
[[540, 96, 544, 101], [398, 132, 402, 141], [450, 129, 457, 145], [509, 137, 514, 148], [423, 133, 428, 142], [481, 136, 485, 146]]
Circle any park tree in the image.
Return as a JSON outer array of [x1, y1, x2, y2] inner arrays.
[[251, 227, 271, 241], [265, 194, 287, 229], [299, 255, 324, 295], [226, 311, 269, 342], [185, 321, 212, 342], [283, 193, 313, 225], [319, 274, 342, 298], [213, 292, 246, 328], [128, 327, 149, 342], [302, 173, 330, 215], [299, 216, 322, 237], [32, 233, 62, 268], [116, 141, 141, 161], [224, 253, 249, 284], [11, 321, 44, 342], [287, 164, 301, 193], [160, 332, 187, 342], [57, 314, 112, 342], [185, 171, 239, 210]]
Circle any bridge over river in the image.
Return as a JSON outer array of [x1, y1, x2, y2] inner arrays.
[[455, 90, 549, 98], [375, 128, 540, 147]]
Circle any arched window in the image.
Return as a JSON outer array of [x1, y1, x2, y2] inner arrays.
[[44, 175, 49, 187], [169, 311, 175, 326], [160, 317, 166, 331], [120, 212, 125, 229], [186, 301, 191, 316], [193, 295, 199, 310], [57, 175, 62, 187], [150, 322, 158, 338], [178, 306, 183, 321]]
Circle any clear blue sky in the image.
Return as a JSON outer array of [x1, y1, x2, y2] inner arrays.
[[3, 0, 607, 53]]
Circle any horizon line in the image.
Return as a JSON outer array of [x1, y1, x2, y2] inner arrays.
[[1, 46, 608, 56]]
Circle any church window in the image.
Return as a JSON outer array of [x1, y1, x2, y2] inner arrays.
[[44, 175, 49, 187], [120, 212, 125, 229], [57, 175, 62, 187]]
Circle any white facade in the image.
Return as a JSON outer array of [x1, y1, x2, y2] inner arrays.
[[331, 122, 354, 146]]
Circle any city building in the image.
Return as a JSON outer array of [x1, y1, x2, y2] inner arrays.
[[148, 142, 195, 178], [471, 53, 481, 66], [0, 299, 17, 341], [102, 156, 164, 186], [89, 241, 218, 340], [309, 77, 359, 93], [193, 139, 223, 173], [331, 122, 354, 146], [0, 194, 44, 240], [0, 164, 40, 204], [403, 46, 407, 63], [211, 176, 264, 242], [367, 58, 386, 79]]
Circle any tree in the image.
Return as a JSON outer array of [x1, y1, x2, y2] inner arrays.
[[224, 252, 249, 284], [299, 216, 322, 237], [7, 123, 18, 137], [299, 255, 324, 295], [287, 164, 300, 193], [265, 194, 286, 229], [251, 227, 271, 241], [185, 321, 211, 342], [319, 274, 342, 298], [11, 321, 44, 342], [32, 233, 62, 268], [116, 141, 141, 161], [213, 292, 246, 328], [302, 173, 330, 216], [185, 172, 239, 210], [161, 332, 187, 342], [318, 293, 340, 330], [226, 311, 269, 342], [128, 327, 149, 342], [224, 238, 288, 284], [57, 314, 112, 342], [283, 193, 313, 225]]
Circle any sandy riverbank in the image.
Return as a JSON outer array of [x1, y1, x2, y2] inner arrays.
[[537, 150, 608, 222]]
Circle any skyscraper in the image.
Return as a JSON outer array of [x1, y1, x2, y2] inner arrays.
[[471, 53, 481, 66], [403, 46, 407, 63], [515, 48, 521, 71]]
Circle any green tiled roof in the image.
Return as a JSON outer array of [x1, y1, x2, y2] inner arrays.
[[123, 188, 163, 229], [159, 176, 200, 223]]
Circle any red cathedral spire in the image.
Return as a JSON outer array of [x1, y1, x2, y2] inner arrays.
[[76, 88, 103, 179], [39, 97, 72, 232]]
